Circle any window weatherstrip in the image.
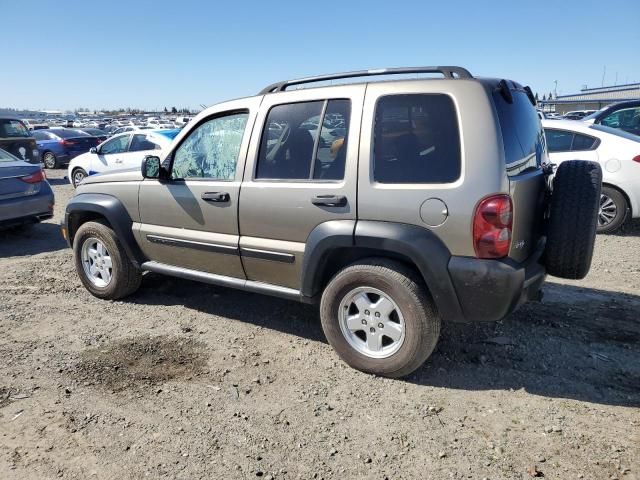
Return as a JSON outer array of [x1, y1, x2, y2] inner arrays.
[[309, 100, 328, 180]]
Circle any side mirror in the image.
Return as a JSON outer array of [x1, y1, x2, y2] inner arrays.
[[141, 155, 161, 179], [90, 147, 98, 154]]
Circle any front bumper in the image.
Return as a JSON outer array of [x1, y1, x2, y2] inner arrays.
[[0, 184, 54, 227], [447, 241, 546, 322]]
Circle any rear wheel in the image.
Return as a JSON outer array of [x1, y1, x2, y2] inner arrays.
[[597, 186, 628, 234], [72, 168, 88, 188], [320, 259, 440, 378], [43, 152, 57, 169]]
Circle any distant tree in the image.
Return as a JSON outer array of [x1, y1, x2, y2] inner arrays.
[[542, 94, 547, 101], [548, 91, 553, 100], [534, 92, 539, 102], [171, 106, 178, 114], [164, 106, 168, 113]]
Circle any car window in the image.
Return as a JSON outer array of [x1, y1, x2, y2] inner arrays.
[[100, 135, 130, 154], [571, 133, 597, 151], [256, 101, 324, 180], [311, 100, 351, 180], [600, 107, 640, 130], [129, 134, 161, 152], [32, 130, 50, 140], [544, 129, 573, 152], [492, 89, 543, 168], [0, 119, 30, 138], [373, 94, 461, 183], [171, 112, 248, 180]]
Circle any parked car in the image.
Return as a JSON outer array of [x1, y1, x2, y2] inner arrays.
[[562, 110, 596, 120], [79, 128, 109, 143], [67, 129, 180, 187], [62, 66, 600, 378], [0, 118, 40, 164], [543, 119, 640, 233], [0, 147, 54, 229], [111, 126, 153, 136], [582, 100, 640, 137], [32, 128, 100, 169]]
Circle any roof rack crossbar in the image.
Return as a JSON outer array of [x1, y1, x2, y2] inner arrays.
[[259, 66, 473, 94]]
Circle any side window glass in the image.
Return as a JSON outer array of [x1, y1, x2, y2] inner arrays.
[[312, 100, 351, 180], [374, 94, 461, 183], [544, 129, 573, 152], [571, 133, 597, 151], [171, 112, 248, 180], [129, 134, 159, 152], [256, 101, 324, 180], [100, 135, 130, 154]]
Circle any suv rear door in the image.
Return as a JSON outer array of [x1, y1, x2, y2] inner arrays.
[[238, 85, 365, 289], [136, 97, 259, 278]]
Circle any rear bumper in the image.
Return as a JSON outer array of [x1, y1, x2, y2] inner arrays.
[[0, 184, 54, 227], [447, 241, 546, 322]]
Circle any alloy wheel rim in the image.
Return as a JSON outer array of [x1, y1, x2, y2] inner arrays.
[[598, 193, 617, 227], [73, 171, 85, 186], [44, 154, 55, 168], [81, 237, 113, 287], [338, 287, 405, 359]]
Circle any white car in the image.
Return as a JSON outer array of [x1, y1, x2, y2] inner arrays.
[[67, 129, 180, 187], [542, 119, 640, 233]]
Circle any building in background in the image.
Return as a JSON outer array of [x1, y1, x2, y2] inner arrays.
[[541, 83, 640, 114]]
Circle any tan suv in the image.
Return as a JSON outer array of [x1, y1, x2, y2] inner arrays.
[[61, 67, 602, 377]]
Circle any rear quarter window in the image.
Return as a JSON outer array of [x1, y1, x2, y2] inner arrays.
[[492, 89, 544, 168], [373, 94, 461, 183]]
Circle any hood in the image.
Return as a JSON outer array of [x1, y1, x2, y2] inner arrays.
[[80, 168, 143, 185]]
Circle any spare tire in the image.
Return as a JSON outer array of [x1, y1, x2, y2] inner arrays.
[[544, 160, 602, 279]]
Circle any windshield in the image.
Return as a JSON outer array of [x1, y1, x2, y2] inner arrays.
[[0, 119, 31, 138], [0, 147, 20, 162], [590, 124, 640, 142]]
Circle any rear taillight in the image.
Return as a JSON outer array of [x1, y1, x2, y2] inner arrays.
[[19, 170, 45, 184], [633, 155, 640, 163], [473, 194, 513, 259], [61, 139, 77, 146]]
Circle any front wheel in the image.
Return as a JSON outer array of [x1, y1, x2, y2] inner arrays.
[[597, 186, 628, 234], [71, 168, 88, 188], [73, 220, 142, 299], [320, 259, 440, 378]]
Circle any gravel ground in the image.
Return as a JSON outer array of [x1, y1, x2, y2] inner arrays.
[[1, 169, 639, 480]]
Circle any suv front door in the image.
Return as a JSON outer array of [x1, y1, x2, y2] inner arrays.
[[238, 85, 364, 290], [136, 97, 259, 278]]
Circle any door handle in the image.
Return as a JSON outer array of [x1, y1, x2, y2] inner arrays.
[[201, 191, 230, 202], [311, 194, 347, 207]]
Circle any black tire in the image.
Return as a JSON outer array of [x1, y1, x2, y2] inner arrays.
[[43, 151, 58, 169], [73, 220, 142, 299], [71, 168, 88, 188], [320, 258, 440, 378], [545, 160, 602, 279], [597, 186, 628, 234]]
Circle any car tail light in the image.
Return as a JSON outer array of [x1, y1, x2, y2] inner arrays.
[[633, 155, 640, 163], [473, 194, 513, 259], [19, 170, 45, 184], [61, 139, 77, 146]]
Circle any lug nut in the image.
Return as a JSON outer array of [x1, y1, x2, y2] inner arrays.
[[364, 310, 370, 315], [375, 312, 381, 318], [361, 319, 367, 325], [369, 327, 375, 333], [378, 323, 384, 329]]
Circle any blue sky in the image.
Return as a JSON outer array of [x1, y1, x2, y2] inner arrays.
[[2, 0, 639, 111]]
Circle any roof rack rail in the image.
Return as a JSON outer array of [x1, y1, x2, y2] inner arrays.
[[259, 66, 473, 94]]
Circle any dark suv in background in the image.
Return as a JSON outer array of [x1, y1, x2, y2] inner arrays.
[[583, 100, 640, 136], [0, 118, 40, 164]]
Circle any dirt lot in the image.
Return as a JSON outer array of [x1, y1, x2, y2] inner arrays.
[[1, 169, 639, 480]]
